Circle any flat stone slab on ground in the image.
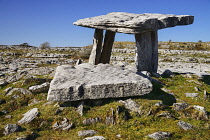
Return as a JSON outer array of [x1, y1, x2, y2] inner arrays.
[[47, 63, 152, 102], [74, 12, 194, 34]]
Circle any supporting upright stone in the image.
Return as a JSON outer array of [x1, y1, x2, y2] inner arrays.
[[135, 32, 153, 72], [89, 29, 104, 65], [99, 30, 116, 64], [151, 30, 158, 73]]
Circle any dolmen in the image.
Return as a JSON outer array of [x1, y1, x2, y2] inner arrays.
[[74, 12, 194, 73], [47, 12, 194, 102]]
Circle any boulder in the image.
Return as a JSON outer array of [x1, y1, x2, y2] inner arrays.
[[18, 108, 39, 124], [47, 64, 152, 102], [4, 124, 22, 135], [74, 12, 194, 34]]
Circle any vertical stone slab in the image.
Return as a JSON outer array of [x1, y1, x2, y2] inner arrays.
[[151, 30, 158, 73], [135, 32, 153, 72], [99, 30, 116, 64], [89, 29, 104, 65]]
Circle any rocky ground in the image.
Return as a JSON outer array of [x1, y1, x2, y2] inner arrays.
[[0, 43, 210, 140]]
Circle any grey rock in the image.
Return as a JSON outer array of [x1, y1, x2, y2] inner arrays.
[[0, 98, 6, 104], [0, 79, 8, 86], [78, 130, 97, 137], [74, 12, 193, 34], [52, 118, 74, 130], [4, 124, 22, 135], [185, 93, 198, 98], [193, 105, 208, 120], [28, 82, 50, 93], [76, 101, 84, 116], [204, 90, 210, 99], [18, 108, 39, 124], [172, 103, 189, 111], [147, 131, 172, 140], [83, 136, 106, 140], [5, 88, 32, 96], [177, 121, 193, 130], [119, 99, 141, 114], [83, 117, 101, 125], [47, 64, 152, 102]]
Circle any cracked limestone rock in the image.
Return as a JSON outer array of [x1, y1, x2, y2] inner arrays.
[[147, 131, 172, 140], [47, 63, 152, 102]]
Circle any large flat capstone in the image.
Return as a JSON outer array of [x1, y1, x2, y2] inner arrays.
[[74, 12, 194, 34], [47, 63, 152, 102]]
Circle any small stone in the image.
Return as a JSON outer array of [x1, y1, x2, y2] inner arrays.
[[193, 105, 208, 120], [185, 93, 198, 98], [4, 124, 22, 135], [5, 88, 32, 96], [28, 98, 40, 106], [76, 59, 82, 65], [83, 136, 106, 140], [172, 103, 189, 111], [177, 121, 193, 130], [116, 134, 121, 138], [16, 137, 27, 140], [18, 108, 39, 124], [204, 90, 210, 99], [83, 117, 101, 125], [147, 131, 172, 140], [78, 130, 97, 137], [5, 115, 12, 119]]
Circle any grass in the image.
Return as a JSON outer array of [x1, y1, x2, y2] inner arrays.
[[0, 72, 209, 140]]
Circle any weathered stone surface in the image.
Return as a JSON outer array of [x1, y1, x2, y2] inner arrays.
[[78, 130, 97, 137], [74, 12, 194, 34], [193, 105, 208, 120], [4, 124, 22, 135], [147, 131, 172, 140], [83, 136, 106, 140], [177, 121, 193, 130], [47, 64, 152, 102], [172, 103, 189, 111], [18, 108, 39, 124], [28, 82, 50, 93]]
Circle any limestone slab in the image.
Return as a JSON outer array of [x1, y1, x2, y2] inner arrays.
[[47, 63, 152, 102], [74, 12, 194, 34]]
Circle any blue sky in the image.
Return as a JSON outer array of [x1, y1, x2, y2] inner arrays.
[[0, 0, 210, 47]]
